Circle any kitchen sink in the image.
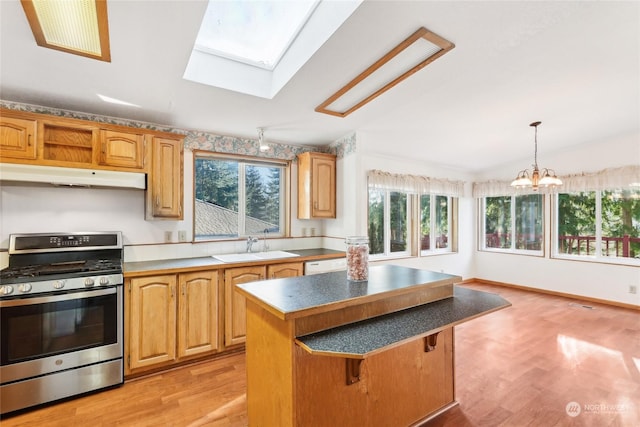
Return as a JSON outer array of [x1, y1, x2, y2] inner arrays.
[[212, 253, 261, 263], [253, 250, 299, 260], [212, 251, 299, 263]]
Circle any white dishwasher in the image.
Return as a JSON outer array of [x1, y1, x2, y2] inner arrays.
[[304, 258, 347, 275]]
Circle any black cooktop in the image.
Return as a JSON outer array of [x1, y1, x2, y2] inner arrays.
[[1, 259, 123, 283]]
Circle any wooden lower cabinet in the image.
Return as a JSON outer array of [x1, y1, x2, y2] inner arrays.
[[178, 271, 221, 358], [224, 266, 266, 347], [126, 261, 304, 375], [126, 270, 220, 375], [267, 262, 304, 279], [223, 263, 304, 347]]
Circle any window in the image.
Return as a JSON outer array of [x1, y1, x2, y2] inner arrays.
[[420, 194, 452, 253], [367, 169, 463, 258], [555, 189, 640, 262], [368, 189, 410, 257], [368, 190, 457, 258], [482, 194, 543, 253], [194, 153, 288, 240]]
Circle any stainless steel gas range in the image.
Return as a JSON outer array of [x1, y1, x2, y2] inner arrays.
[[0, 232, 124, 415]]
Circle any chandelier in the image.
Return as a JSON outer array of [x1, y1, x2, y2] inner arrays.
[[510, 121, 562, 191]]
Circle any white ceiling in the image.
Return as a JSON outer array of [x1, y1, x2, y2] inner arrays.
[[1, 0, 638, 173]]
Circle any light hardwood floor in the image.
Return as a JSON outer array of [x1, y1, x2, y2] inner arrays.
[[2, 282, 639, 426]]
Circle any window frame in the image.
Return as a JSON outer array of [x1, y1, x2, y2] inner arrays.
[[368, 189, 458, 260], [552, 190, 640, 266], [480, 194, 545, 256], [368, 188, 412, 259], [419, 194, 455, 256], [193, 151, 291, 242]]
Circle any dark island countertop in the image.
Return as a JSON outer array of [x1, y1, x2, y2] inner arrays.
[[295, 286, 511, 359], [123, 248, 345, 277], [236, 264, 462, 320]]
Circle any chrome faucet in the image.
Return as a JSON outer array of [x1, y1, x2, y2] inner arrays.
[[263, 228, 269, 252], [246, 236, 259, 253]]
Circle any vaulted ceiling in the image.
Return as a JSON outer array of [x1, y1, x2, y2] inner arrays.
[[1, 1, 638, 173]]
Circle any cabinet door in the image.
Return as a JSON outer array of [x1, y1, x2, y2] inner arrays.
[[0, 116, 37, 160], [178, 270, 220, 358], [224, 266, 266, 346], [267, 262, 303, 279], [129, 275, 177, 370], [99, 130, 145, 169], [311, 155, 336, 218], [297, 152, 336, 219], [147, 136, 183, 219]]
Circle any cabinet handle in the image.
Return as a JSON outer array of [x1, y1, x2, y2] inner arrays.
[[156, 196, 160, 208], [27, 134, 32, 147], [171, 286, 175, 299], [182, 284, 186, 296]]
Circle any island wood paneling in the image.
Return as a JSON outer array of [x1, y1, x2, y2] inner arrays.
[[294, 328, 454, 426]]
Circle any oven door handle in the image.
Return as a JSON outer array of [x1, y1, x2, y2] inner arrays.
[[0, 287, 117, 307]]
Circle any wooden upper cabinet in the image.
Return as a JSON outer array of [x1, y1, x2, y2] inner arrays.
[[147, 136, 184, 220], [99, 130, 145, 169], [297, 152, 336, 219], [0, 109, 182, 178], [40, 120, 97, 165], [0, 116, 37, 160]]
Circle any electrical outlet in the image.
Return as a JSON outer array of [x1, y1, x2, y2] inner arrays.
[[178, 230, 187, 242], [630, 285, 638, 294], [164, 231, 173, 243]]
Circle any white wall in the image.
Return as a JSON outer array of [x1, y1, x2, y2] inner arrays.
[[0, 148, 326, 266], [472, 130, 640, 306], [350, 132, 478, 280]]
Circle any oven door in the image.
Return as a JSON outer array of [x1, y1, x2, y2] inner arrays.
[[0, 286, 123, 385]]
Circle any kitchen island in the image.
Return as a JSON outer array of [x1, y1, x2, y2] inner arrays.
[[236, 264, 510, 427]]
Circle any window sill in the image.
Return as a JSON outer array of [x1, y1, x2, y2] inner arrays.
[[370, 251, 458, 262], [479, 248, 544, 257], [552, 253, 640, 267], [419, 250, 457, 257]]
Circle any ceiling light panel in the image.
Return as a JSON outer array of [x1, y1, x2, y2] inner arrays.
[[316, 27, 454, 117], [21, 0, 111, 61]]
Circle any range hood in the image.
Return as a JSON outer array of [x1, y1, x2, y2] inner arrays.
[[0, 163, 146, 189]]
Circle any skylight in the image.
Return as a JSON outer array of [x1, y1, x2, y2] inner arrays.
[[184, 0, 363, 99], [194, 0, 319, 71]]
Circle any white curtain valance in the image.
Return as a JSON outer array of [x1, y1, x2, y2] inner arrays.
[[367, 170, 465, 197], [559, 165, 640, 193], [472, 180, 515, 198], [473, 165, 640, 197]]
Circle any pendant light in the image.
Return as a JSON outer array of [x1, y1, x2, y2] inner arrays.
[[257, 128, 270, 152], [510, 121, 562, 191]]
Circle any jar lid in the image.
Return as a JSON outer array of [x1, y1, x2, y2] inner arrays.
[[345, 236, 369, 244]]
